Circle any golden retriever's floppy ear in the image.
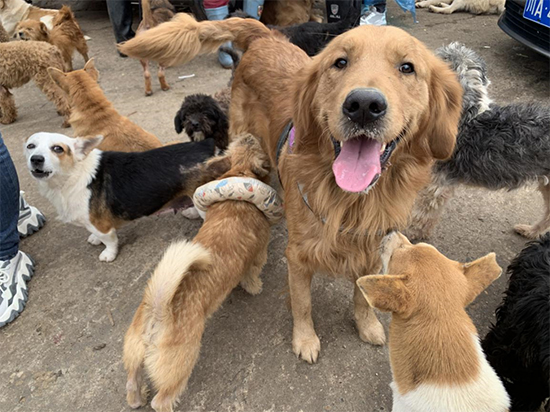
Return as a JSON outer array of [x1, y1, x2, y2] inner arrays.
[[422, 55, 463, 160], [48, 67, 67, 88], [293, 60, 321, 147], [74, 135, 103, 161], [356, 275, 413, 315], [83, 59, 99, 82], [462, 253, 501, 307]]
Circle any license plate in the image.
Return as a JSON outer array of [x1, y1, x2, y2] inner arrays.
[[523, 0, 550, 28]]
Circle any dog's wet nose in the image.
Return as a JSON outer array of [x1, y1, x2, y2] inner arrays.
[[30, 155, 45, 167], [342, 88, 387, 127], [190, 120, 200, 129]]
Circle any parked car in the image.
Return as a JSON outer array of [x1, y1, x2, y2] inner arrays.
[[498, 0, 550, 57]]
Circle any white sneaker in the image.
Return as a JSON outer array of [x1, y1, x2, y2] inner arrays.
[[18, 191, 45, 238], [0, 251, 35, 328], [359, 5, 387, 25]]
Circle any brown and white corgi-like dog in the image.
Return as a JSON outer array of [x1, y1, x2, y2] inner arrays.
[[357, 232, 510, 412], [24, 132, 230, 262]]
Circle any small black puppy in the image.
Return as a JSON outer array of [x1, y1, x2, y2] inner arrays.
[[229, 5, 360, 56], [174, 93, 229, 151], [482, 233, 550, 412]]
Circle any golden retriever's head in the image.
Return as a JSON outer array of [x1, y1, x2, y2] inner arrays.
[[294, 26, 462, 194], [220, 134, 271, 182], [15, 20, 49, 41], [48, 59, 100, 95], [357, 232, 501, 318]]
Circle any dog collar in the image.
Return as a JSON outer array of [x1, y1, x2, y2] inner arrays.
[[193, 177, 284, 225]]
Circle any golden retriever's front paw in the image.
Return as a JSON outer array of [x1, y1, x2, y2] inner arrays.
[[240, 277, 263, 295], [416, 1, 432, 8], [357, 317, 386, 346], [514, 224, 540, 239], [292, 334, 321, 364]]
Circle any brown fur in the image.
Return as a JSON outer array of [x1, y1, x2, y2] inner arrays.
[[117, 15, 463, 363], [135, 0, 175, 96], [356, 232, 502, 393], [47, 59, 162, 152], [0, 40, 70, 126], [261, 0, 322, 26], [0, 20, 8, 42], [15, 7, 89, 72], [123, 135, 273, 412]]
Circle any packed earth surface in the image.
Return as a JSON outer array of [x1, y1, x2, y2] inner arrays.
[[1, 3, 549, 411]]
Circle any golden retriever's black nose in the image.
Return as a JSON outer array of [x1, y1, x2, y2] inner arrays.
[[343, 88, 387, 127], [30, 155, 45, 167]]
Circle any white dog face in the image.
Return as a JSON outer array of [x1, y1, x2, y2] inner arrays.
[[24, 132, 102, 181]]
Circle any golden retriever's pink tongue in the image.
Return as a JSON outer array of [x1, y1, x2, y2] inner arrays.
[[332, 138, 382, 192]]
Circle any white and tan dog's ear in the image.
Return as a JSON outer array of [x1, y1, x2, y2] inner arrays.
[[356, 275, 413, 316], [74, 135, 103, 160], [83, 59, 99, 82], [462, 252, 501, 307]]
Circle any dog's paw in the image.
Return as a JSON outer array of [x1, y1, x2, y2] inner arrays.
[[416, 1, 431, 8], [292, 334, 321, 364], [126, 389, 145, 409], [99, 248, 117, 262], [514, 224, 541, 240], [240, 277, 263, 295], [357, 317, 386, 346], [429, 4, 452, 12], [87, 233, 102, 245], [181, 206, 201, 220]]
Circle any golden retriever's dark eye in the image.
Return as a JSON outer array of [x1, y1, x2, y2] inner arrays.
[[26, 143, 36, 150], [334, 58, 348, 69], [52, 145, 64, 154], [399, 63, 415, 74]]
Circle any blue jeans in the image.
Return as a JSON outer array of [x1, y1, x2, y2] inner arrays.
[[0, 133, 19, 261], [106, 0, 136, 44]]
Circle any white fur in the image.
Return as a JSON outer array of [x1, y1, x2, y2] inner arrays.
[[24, 132, 119, 262], [0, 0, 55, 36], [391, 335, 510, 412], [415, 0, 505, 14]]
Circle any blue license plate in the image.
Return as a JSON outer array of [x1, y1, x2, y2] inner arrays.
[[523, 0, 550, 28]]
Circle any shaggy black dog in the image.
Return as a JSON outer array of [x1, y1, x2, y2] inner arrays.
[[408, 43, 550, 241], [482, 233, 550, 412], [174, 93, 229, 151], [230, 5, 361, 56]]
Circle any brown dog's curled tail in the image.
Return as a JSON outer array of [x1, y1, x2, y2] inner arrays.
[[145, 240, 211, 321], [118, 13, 271, 67]]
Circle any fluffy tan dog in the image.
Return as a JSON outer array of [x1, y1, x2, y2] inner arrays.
[[0, 20, 8, 41], [119, 15, 462, 364], [134, 0, 175, 96], [0, 40, 70, 126], [357, 232, 509, 411], [0, 0, 57, 37], [261, 0, 322, 26], [48, 59, 162, 152], [16, 6, 89, 72], [123, 134, 274, 412], [416, 0, 505, 14]]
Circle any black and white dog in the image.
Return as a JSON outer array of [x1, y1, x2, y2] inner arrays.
[[174, 93, 229, 150], [24, 132, 230, 261], [482, 233, 550, 411], [408, 43, 550, 241]]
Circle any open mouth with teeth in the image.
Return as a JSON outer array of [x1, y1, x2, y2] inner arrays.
[[331, 135, 400, 193], [31, 169, 51, 179]]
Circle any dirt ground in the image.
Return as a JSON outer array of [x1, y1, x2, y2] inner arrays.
[[1, 3, 549, 412]]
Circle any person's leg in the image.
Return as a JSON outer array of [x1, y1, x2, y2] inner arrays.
[[204, 1, 233, 69], [0, 133, 35, 328], [106, 0, 135, 55]]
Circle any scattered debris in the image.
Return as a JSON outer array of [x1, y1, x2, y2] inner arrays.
[[93, 343, 106, 351]]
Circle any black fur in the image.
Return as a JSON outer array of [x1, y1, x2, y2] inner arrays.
[[230, 5, 361, 56], [89, 139, 217, 220], [174, 94, 229, 150], [482, 233, 550, 411], [434, 43, 550, 189]]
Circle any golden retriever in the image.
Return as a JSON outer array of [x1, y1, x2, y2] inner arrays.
[[123, 134, 277, 412], [119, 15, 462, 363]]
